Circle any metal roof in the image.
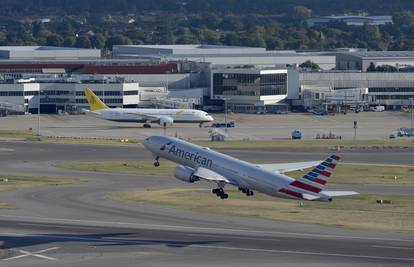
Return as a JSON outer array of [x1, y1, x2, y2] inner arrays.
[[341, 51, 414, 59]]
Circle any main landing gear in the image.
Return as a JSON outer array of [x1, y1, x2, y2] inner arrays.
[[154, 156, 160, 167], [212, 188, 228, 199], [238, 187, 254, 196], [143, 123, 152, 128]]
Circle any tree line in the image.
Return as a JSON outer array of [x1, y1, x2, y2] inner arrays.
[[0, 0, 413, 16], [0, 1, 414, 51]]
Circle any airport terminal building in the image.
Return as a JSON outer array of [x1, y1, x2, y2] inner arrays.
[[211, 69, 290, 113], [0, 45, 413, 113], [299, 72, 414, 110]]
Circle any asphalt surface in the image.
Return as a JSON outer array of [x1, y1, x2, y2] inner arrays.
[[0, 141, 413, 266]]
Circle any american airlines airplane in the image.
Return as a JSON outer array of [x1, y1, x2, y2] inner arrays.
[[144, 135, 358, 202], [83, 87, 214, 128]]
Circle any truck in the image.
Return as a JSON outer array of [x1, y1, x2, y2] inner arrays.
[[211, 121, 235, 128], [291, 130, 302, 139], [370, 105, 385, 112]]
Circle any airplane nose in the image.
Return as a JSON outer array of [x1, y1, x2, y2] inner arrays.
[[143, 137, 151, 148]]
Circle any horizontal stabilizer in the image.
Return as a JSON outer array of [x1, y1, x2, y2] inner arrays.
[[321, 191, 359, 197]]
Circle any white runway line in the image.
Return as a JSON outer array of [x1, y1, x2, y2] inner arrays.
[[1, 214, 414, 243], [192, 244, 414, 262], [3, 247, 59, 261], [372, 245, 414, 250]]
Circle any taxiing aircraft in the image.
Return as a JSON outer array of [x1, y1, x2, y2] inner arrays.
[[83, 87, 214, 128], [144, 135, 358, 202]]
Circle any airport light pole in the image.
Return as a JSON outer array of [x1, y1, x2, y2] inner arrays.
[[37, 90, 41, 136], [410, 97, 413, 131], [223, 97, 230, 133], [102, 76, 105, 105]]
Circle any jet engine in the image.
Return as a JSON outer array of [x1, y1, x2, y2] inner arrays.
[[158, 116, 174, 127], [173, 165, 199, 183]]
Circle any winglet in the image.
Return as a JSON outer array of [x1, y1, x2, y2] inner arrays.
[[83, 87, 108, 111]]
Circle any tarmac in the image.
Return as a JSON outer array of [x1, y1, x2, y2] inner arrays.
[[0, 111, 413, 140], [0, 141, 413, 266]]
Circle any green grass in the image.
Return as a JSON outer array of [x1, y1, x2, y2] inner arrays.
[[0, 130, 35, 140], [0, 174, 79, 192], [0, 174, 79, 209], [55, 161, 414, 185], [0, 130, 142, 146], [289, 163, 414, 184], [111, 189, 414, 232], [1, 130, 413, 149], [54, 161, 175, 176]]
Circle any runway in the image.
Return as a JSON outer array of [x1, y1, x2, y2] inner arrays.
[[0, 140, 413, 266], [1, 218, 414, 266]]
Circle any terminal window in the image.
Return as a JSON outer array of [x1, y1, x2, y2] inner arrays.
[[213, 73, 287, 96]]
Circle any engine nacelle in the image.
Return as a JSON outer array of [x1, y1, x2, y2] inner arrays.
[[159, 116, 174, 127], [173, 165, 198, 183]]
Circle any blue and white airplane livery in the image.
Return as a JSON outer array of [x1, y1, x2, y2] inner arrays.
[[144, 135, 358, 201]]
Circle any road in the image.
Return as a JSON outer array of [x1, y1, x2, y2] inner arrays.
[[0, 141, 413, 266]]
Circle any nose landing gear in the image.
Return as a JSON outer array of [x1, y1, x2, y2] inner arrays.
[[154, 156, 160, 167]]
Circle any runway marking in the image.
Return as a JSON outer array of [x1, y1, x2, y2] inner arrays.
[[372, 245, 414, 250], [0, 148, 15, 152], [3, 247, 59, 261], [1, 232, 413, 262], [187, 233, 281, 242], [0, 232, 162, 246], [1, 214, 414, 243], [191, 244, 414, 262], [18, 222, 104, 231]]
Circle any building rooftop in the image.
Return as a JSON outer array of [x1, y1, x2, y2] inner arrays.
[[339, 50, 414, 59], [0, 46, 97, 52]]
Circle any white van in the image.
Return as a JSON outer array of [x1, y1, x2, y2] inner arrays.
[[370, 106, 385, 112]]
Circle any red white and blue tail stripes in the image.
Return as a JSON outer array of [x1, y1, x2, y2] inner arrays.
[[279, 155, 340, 200]]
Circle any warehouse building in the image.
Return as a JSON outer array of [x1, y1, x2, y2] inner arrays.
[[0, 46, 100, 60], [307, 15, 392, 27], [333, 49, 414, 71], [298, 71, 414, 110], [113, 45, 336, 70]]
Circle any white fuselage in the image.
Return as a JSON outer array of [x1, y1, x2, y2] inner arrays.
[[144, 136, 295, 199], [92, 108, 214, 123]]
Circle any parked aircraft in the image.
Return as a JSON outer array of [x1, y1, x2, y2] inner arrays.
[[144, 135, 358, 201], [83, 87, 214, 128]]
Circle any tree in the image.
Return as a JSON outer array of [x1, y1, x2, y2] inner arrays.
[[63, 36, 75, 47], [90, 33, 106, 49], [104, 35, 133, 49], [46, 34, 64, 46], [367, 63, 398, 72], [393, 11, 414, 26], [300, 60, 320, 70], [290, 5, 311, 21], [75, 36, 92, 48]]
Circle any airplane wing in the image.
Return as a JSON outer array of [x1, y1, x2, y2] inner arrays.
[[321, 191, 359, 197], [257, 161, 322, 173], [193, 167, 230, 183]]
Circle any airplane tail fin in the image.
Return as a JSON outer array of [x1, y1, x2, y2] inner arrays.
[[283, 155, 341, 197], [280, 155, 359, 201], [297, 155, 340, 187], [83, 87, 108, 111]]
